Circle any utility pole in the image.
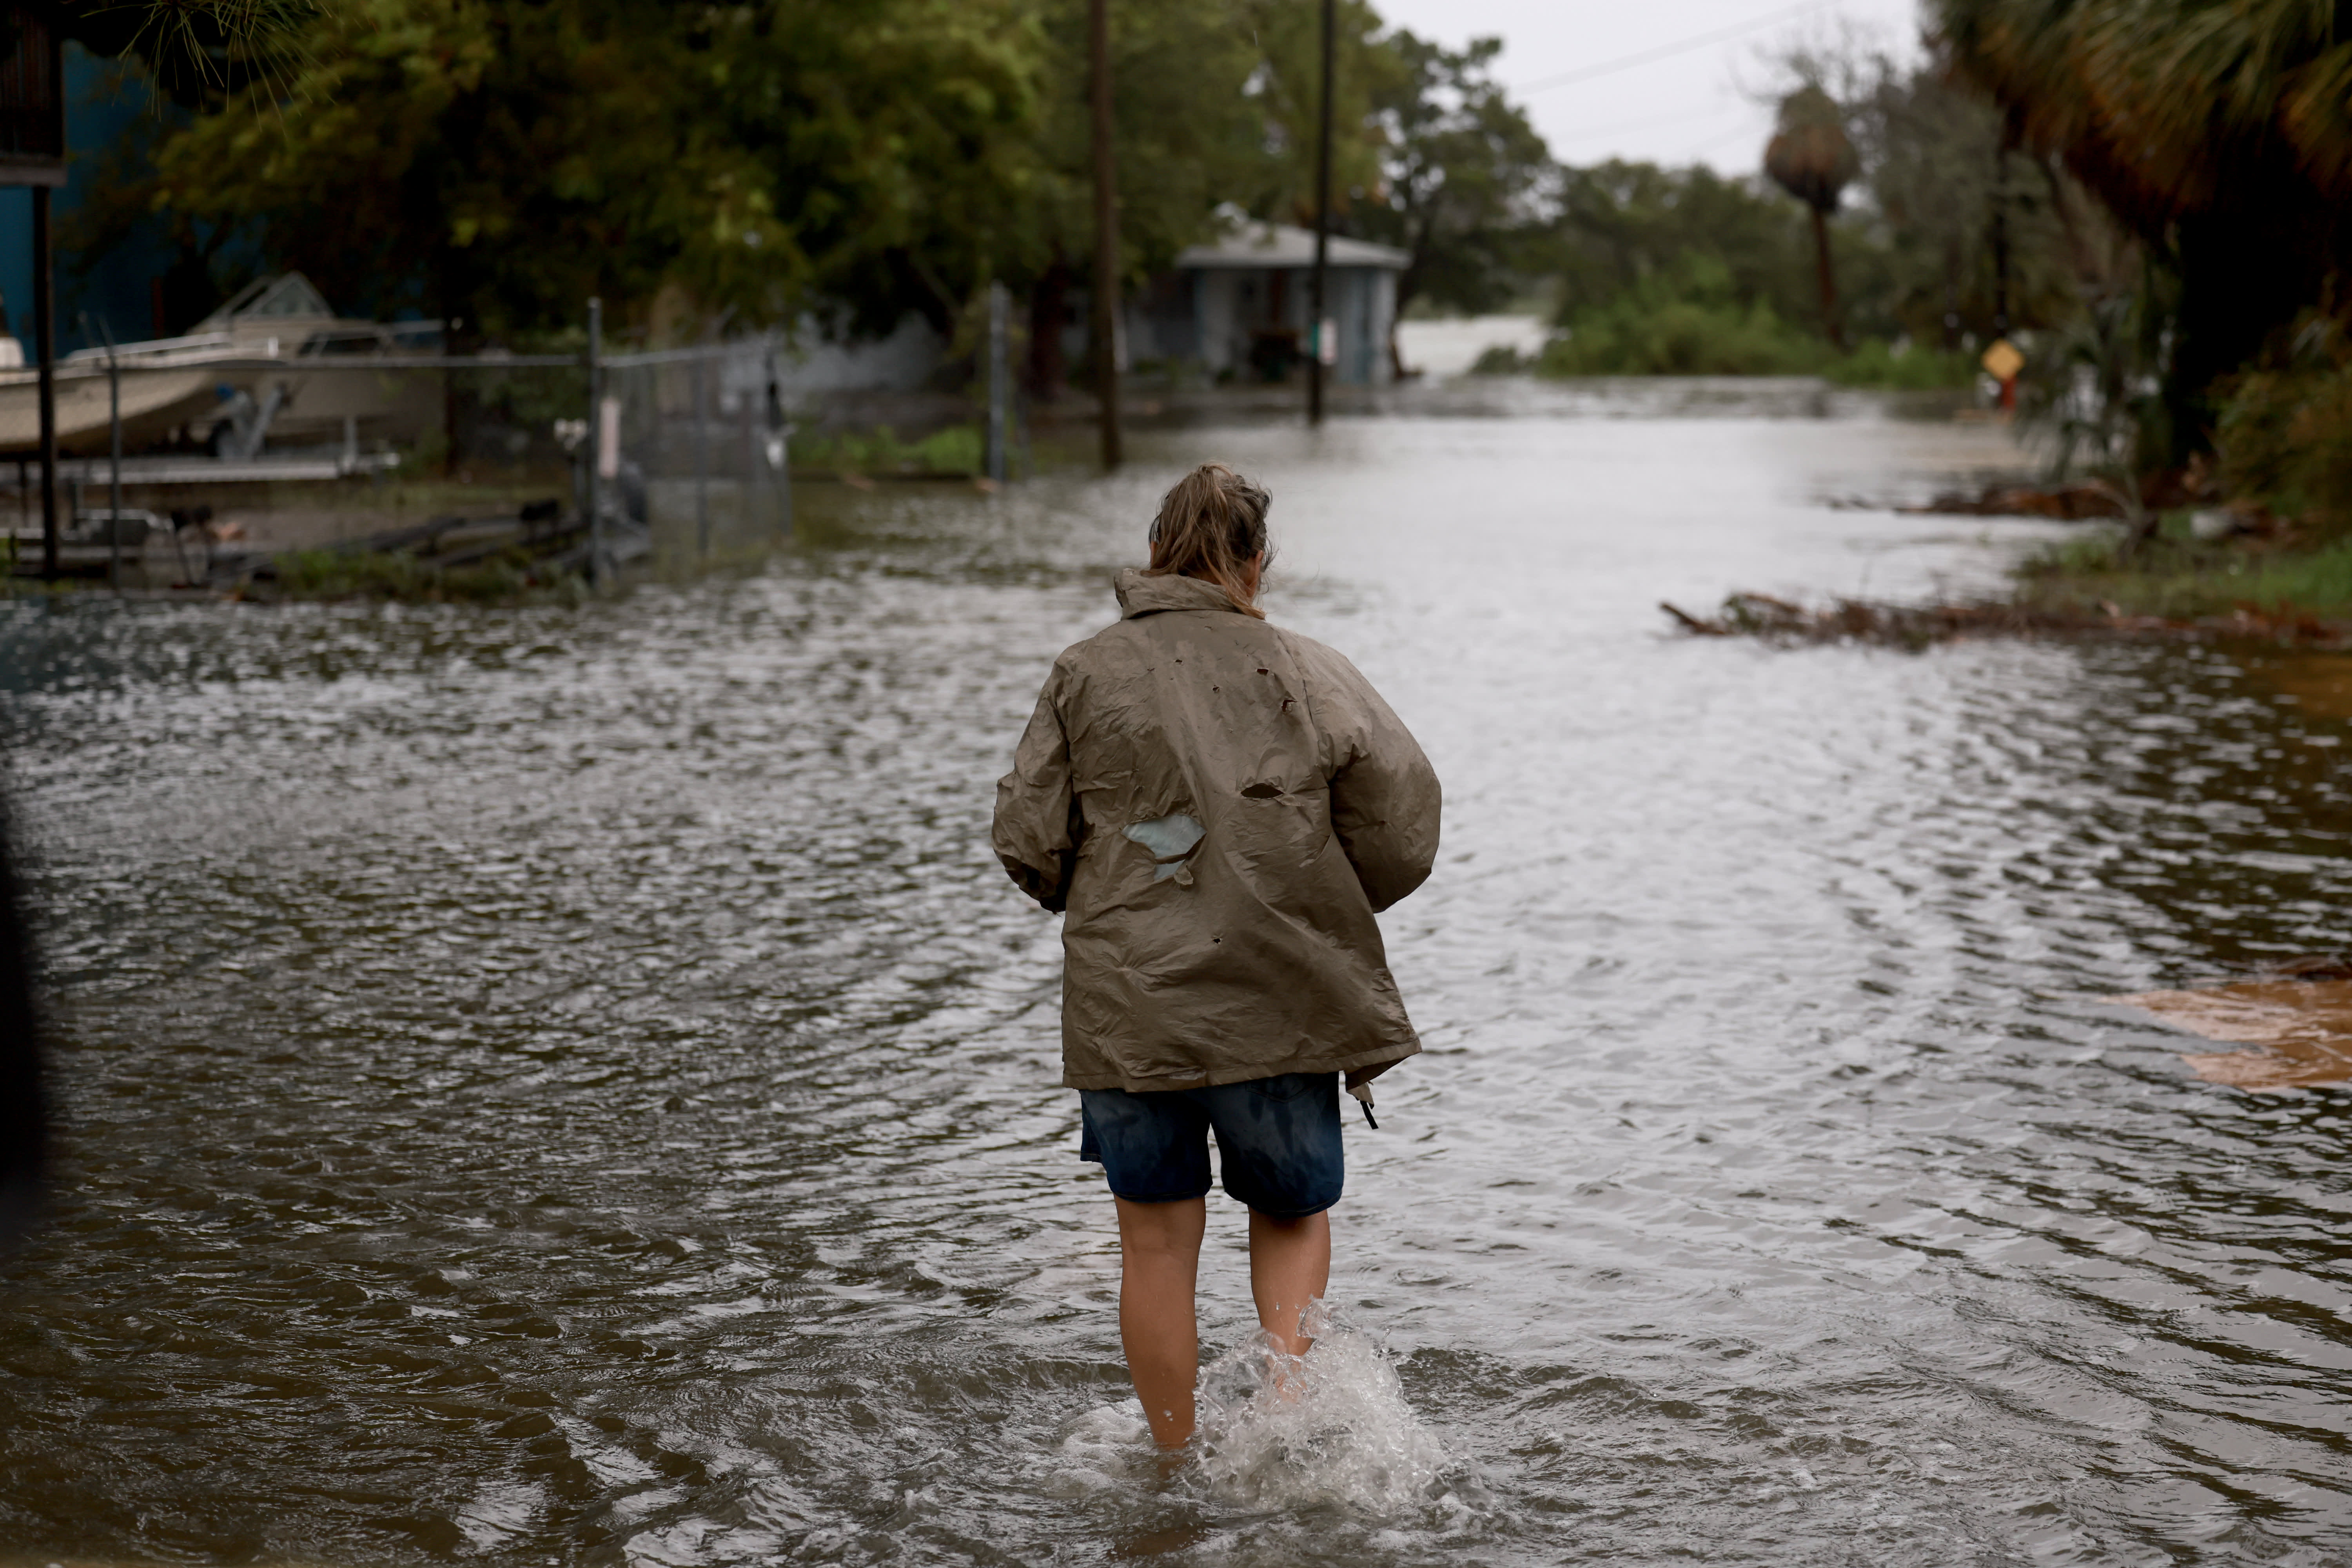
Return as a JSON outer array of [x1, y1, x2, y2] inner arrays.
[[766, 344, 791, 540], [693, 335, 710, 557], [4, 14, 65, 581], [1308, 0, 1335, 426], [1990, 143, 2012, 339], [1089, 0, 1121, 470], [92, 315, 120, 593]]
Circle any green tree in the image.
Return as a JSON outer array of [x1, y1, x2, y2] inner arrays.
[[1543, 161, 1819, 330], [1762, 85, 1858, 349], [81, 0, 1559, 404], [1006, 0, 1398, 396], [1010, 0, 1271, 394], [1933, 0, 2352, 446], [128, 0, 1042, 342], [1538, 252, 1829, 376], [1763, 42, 2122, 350], [38, 0, 315, 332], [1353, 31, 1552, 372], [1839, 56, 2094, 349], [1227, 0, 1398, 230]]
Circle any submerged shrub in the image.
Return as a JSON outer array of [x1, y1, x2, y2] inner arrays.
[[1823, 339, 1975, 389], [1535, 254, 1831, 376]]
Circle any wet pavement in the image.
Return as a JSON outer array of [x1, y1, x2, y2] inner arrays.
[[4, 383, 2350, 1565]]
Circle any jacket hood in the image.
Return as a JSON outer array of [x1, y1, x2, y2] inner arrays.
[[1113, 568, 1248, 619]]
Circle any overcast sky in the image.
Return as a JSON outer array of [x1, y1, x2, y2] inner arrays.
[[1372, 0, 1926, 176]]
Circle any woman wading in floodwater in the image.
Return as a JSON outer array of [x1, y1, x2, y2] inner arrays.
[[994, 462, 1440, 1451]]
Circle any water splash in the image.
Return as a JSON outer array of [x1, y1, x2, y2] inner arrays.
[[1190, 1301, 1451, 1518], [1046, 1400, 1161, 1498]]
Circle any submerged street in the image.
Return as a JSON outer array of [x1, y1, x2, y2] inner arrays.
[[4, 387, 2349, 1564]]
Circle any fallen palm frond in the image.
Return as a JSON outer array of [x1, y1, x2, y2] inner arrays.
[[1904, 481, 2131, 520], [1658, 592, 2352, 648]]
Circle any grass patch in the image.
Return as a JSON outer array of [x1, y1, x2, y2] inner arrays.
[[268, 545, 582, 604], [791, 423, 982, 474], [2013, 523, 2352, 622]]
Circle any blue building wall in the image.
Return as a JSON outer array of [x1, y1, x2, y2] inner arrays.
[[1, 45, 189, 357]]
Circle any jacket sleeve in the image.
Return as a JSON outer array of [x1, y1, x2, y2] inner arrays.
[[992, 667, 1084, 913], [1298, 640, 1441, 913]]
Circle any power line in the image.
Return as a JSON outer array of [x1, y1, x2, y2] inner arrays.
[[1514, 0, 1836, 96], [1548, 101, 1744, 146], [1674, 117, 1775, 161]]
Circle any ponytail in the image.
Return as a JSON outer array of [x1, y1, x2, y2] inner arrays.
[[1147, 463, 1272, 617]]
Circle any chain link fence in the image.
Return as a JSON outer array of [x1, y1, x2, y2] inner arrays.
[[598, 340, 793, 564]]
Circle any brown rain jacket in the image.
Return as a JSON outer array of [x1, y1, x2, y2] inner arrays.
[[993, 569, 1441, 1100]]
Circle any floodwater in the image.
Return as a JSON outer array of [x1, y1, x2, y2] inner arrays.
[[5, 382, 2352, 1566]]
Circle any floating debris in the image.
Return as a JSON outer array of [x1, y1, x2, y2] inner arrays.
[[2242, 650, 2352, 720], [1903, 481, 2129, 520], [1660, 593, 2352, 649], [2109, 963, 2352, 1090]]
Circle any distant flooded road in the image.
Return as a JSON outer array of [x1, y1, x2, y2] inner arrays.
[[5, 384, 2351, 1565]]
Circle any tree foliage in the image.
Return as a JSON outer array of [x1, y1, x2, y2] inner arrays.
[[1932, 0, 2352, 437], [1764, 84, 1860, 347], [1836, 51, 2105, 348], [1004, 0, 1396, 391], [1762, 85, 1856, 214], [1544, 162, 1817, 330], [1351, 31, 1550, 328], [24, 0, 313, 109], [125, 0, 1042, 341], [2216, 310, 2352, 535], [1537, 253, 1829, 377], [104, 0, 1430, 356]]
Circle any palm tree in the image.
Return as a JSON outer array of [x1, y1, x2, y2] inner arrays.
[[1764, 87, 1859, 351]]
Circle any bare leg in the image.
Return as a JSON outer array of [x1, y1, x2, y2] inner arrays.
[[1114, 1195, 1207, 1449], [1247, 1209, 1331, 1357]]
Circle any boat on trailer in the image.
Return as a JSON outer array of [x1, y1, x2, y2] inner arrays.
[[0, 273, 443, 458]]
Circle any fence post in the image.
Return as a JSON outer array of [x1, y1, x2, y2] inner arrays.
[[106, 322, 121, 591], [97, 317, 122, 592], [585, 297, 603, 586], [694, 341, 711, 557], [986, 281, 1009, 485], [766, 343, 791, 541], [739, 375, 757, 535], [33, 186, 57, 580]]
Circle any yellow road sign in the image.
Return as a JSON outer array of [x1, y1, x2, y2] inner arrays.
[[1981, 338, 2024, 381]]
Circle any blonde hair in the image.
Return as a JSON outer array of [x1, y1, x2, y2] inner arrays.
[[1147, 463, 1272, 618]]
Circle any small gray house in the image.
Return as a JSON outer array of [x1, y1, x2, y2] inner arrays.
[[1126, 222, 1410, 385]]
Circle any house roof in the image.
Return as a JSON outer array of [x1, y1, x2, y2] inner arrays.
[[1173, 222, 1410, 271]]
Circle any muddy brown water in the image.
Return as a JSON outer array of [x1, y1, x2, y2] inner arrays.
[[4, 383, 2351, 1565]]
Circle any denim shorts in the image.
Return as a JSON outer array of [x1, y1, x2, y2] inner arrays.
[[1078, 1072, 1343, 1218]]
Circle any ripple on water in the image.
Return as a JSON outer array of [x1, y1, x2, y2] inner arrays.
[[3, 408, 2350, 1565]]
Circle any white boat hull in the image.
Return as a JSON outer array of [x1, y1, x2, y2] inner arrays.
[[0, 363, 237, 456]]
